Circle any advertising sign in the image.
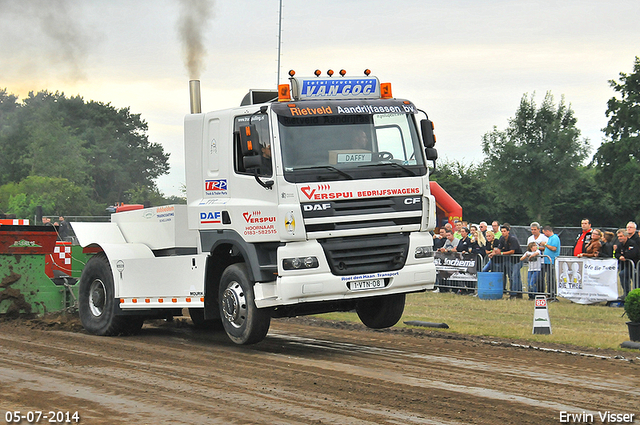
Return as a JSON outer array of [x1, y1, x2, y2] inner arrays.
[[555, 257, 618, 304], [434, 251, 479, 282]]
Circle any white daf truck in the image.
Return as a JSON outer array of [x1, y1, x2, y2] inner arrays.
[[73, 70, 438, 344]]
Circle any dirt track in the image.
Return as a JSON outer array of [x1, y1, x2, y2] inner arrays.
[[0, 315, 638, 425]]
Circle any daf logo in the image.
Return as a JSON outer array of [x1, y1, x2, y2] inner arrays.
[[404, 197, 422, 205], [303, 203, 331, 211]]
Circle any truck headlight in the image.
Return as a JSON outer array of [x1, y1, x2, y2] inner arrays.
[[283, 256, 319, 270], [414, 246, 434, 258]]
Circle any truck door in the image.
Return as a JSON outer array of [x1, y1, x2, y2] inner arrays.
[[232, 113, 278, 241], [235, 114, 273, 179]]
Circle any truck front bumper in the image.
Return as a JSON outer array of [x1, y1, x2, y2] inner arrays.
[[253, 233, 436, 308]]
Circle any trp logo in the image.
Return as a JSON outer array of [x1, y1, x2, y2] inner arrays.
[[205, 180, 227, 191]]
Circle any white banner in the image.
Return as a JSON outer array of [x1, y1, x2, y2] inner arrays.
[[555, 257, 619, 304]]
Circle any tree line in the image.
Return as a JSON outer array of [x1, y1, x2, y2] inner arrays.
[[0, 90, 180, 218], [431, 57, 640, 228]]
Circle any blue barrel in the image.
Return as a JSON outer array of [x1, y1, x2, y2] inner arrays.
[[477, 272, 503, 300]]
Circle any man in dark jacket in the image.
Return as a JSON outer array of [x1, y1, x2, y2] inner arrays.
[[456, 227, 473, 253], [57, 216, 72, 241], [615, 229, 639, 298], [495, 224, 523, 298], [626, 221, 640, 244], [433, 228, 447, 251]]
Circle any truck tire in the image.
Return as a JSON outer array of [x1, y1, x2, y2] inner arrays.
[[79, 253, 140, 336], [120, 316, 145, 335], [189, 308, 223, 331], [218, 263, 270, 345], [356, 293, 406, 329]]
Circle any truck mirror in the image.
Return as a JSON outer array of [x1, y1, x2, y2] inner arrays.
[[243, 155, 262, 170], [425, 147, 438, 161], [239, 124, 260, 156], [421, 119, 436, 148]]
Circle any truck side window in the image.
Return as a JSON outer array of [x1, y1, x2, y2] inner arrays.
[[376, 125, 407, 161], [233, 114, 272, 177], [374, 113, 416, 163]]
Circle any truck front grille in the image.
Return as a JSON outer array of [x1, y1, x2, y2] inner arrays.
[[318, 233, 409, 276], [302, 196, 422, 235], [305, 217, 419, 233]]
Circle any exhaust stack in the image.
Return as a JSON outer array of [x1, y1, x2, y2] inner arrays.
[[189, 80, 201, 114]]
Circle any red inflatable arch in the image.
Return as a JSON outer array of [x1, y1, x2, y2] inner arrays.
[[429, 181, 462, 228]]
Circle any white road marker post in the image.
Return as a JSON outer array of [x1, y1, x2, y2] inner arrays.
[[532, 295, 552, 335]]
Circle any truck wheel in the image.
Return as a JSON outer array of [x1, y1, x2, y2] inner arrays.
[[218, 263, 270, 345], [356, 293, 406, 329], [189, 308, 223, 331], [79, 253, 132, 336], [121, 316, 145, 335]]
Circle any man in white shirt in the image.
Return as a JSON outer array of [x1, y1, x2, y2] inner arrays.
[[528, 222, 548, 250], [527, 222, 548, 295]]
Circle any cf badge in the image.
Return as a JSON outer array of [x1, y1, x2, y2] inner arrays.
[[404, 197, 422, 205]]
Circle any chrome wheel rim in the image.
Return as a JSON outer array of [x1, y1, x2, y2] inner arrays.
[[221, 281, 247, 329], [89, 279, 107, 317]]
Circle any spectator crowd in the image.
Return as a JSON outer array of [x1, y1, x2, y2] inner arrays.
[[434, 218, 638, 299]]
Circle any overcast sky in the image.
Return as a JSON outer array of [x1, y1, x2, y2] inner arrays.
[[1, 0, 639, 197]]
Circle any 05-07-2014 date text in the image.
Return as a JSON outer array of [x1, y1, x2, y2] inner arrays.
[[5, 411, 80, 424]]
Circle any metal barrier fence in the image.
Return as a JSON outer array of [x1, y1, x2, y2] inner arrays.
[[559, 246, 574, 257], [436, 253, 555, 298], [436, 253, 640, 300], [618, 258, 637, 297]]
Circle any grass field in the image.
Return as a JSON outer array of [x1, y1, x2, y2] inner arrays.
[[318, 291, 633, 351]]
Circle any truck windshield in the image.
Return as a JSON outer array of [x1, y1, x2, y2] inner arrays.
[[276, 106, 427, 183]]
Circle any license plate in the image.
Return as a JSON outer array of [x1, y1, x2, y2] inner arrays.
[[349, 279, 384, 291]]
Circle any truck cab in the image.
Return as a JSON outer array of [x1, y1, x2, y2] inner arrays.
[[73, 70, 438, 344]]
